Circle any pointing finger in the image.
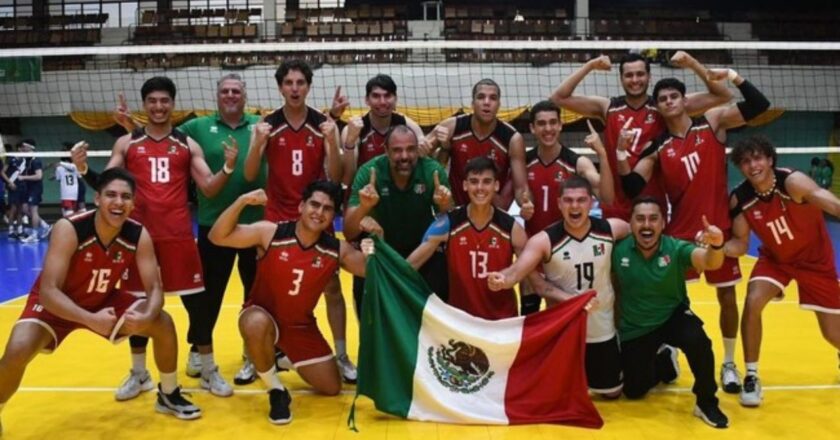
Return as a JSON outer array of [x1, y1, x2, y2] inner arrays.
[[334, 86, 342, 101], [433, 170, 441, 188], [702, 215, 710, 229], [369, 167, 377, 186]]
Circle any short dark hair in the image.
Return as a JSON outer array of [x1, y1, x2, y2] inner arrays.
[[464, 156, 497, 179], [730, 135, 777, 167], [561, 175, 593, 196], [275, 59, 313, 86], [652, 78, 686, 100], [811, 157, 821, 166], [471, 78, 501, 99], [631, 195, 663, 214], [618, 53, 651, 75], [529, 100, 561, 122], [384, 124, 417, 147], [97, 167, 136, 193], [141, 76, 176, 101], [366, 74, 397, 96], [302, 180, 342, 212]]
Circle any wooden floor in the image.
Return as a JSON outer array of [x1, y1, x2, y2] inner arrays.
[[1, 255, 839, 439]]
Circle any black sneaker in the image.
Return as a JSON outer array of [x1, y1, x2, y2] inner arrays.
[[656, 345, 680, 384], [155, 385, 202, 420], [268, 388, 293, 425], [693, 401, 729, 428]]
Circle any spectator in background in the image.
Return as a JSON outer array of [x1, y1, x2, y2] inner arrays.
[[819, 158, 834, 190], [51, 143, 82, 217], [17, 140, 50, 243], [5, 143, 27, 239], [809, 157, 822, 181]]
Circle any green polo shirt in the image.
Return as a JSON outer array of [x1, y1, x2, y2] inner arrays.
[[349, 155, 449, 257], [612, 235, 697, 341], [179, 112, 267, 226]]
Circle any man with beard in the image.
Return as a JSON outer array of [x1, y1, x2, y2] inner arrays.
[[725, 136, 840, 407], [612, 197, 728, 428]]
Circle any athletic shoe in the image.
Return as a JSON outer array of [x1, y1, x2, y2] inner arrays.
[[234, 358, 257, 385], [155, 385, 202, 420], [38, 223, 52, 239], [693, 402, 729, 428], [115, 369, 154, 401], [720, 362, 743, 393], [337, 353, 358, 384], [275, 350, 293, 372], [267, 388, 292, 425], [19, 233, 39, 244], [200, 367, 233, 397], [739, 374, 763, 407], [185, 351, 202, 378], [656, 344, 680, 384]]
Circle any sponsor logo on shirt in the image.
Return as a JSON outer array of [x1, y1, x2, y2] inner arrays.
[[620, 257, 630, 267], [562, 251, 571, 260], [84, 252, 93, 262], [278, 138, 286, 147], [459, 143, 468, 152], [210, 125, 218, 134], [459, 236, 468, 246], [193, 273, 202, 283], [752, 210, 762, 220], [666, 148, 676, 158], [380, 187, 390, 197], [279, 251, 289, 261]]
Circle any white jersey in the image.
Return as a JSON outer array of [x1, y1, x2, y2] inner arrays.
[[542, 217, 616, 342], [55, 162, 80, 201]]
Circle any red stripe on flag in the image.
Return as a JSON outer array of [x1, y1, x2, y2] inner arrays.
[[504, 291, 603, 428]]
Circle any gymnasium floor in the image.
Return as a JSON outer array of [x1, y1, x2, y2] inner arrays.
[[0, 226, 839, 439]]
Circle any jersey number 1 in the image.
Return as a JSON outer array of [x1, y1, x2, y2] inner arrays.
[[575, 262, 594, 290], [766, 216, 794, 245], [469, 250, 489, 279]]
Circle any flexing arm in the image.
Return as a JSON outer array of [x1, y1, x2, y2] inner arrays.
[[705, 71, 770, 137], [670, 51, 733, 115], [550, 55, 612, 120], [487, 232, 551, 291], [72, 137, 129, 188], [427, 117, 456, 165], [208, 189, 275, 252]]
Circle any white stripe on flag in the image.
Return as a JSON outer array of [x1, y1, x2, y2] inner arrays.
[[408, 295, 525, 424]]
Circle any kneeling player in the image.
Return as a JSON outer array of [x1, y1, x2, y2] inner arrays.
[[0, 168, 200, 435], [209, 181, 372, 425]]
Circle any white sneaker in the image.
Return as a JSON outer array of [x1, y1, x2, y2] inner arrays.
[[337, 353, 357, 384], [720, 362, 743, 393], [200, 367, 233, 397], [234, 358, 257, 385], [275, 351, 293, 372], [185, 351, 202, 378], [39, 223, 52, 239], [19, 233, 39, 244], [115, 369, 154, 401], [739, 374, 763, 407]]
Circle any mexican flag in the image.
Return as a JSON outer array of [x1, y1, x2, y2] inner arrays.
[[355, 237, 603, 428]]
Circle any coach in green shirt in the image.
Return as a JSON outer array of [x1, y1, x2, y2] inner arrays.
[[612, 196, 729, 429], [179, 73, 267, 388], [345, 124, 452, 312]]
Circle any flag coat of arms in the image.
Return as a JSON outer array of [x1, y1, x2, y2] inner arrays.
[[355, 237, 603, 428]]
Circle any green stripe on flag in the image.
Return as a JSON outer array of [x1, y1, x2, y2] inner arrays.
[[356, 236, 432, 418]]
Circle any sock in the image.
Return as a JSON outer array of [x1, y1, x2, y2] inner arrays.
[[334, 339, 347, 357], [200, 353, 217, 375], [257, 366, 285, 391], [131, 352, 147, 373], [159, 371, 177, 394], [745, 362, 759, 376], [722, 338, 736, 365]]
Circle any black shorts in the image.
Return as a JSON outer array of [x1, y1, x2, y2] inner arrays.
[[27, 190, 42, 205], [8, 187, 26, 205], [585, 336, 623, 394]]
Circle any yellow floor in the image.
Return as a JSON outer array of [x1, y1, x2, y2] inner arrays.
[[1, 256, 839, 439]]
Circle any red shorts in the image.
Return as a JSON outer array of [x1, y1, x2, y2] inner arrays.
[[60, 200, 78, 212], [17, 291, 143, 353], [750, 257, 840, 313], [241, 304, 333, 367], [124, 238, 204, 296], [686, 256, 742, 287]]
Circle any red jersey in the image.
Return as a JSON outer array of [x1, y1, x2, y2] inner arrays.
[[524, 146, 580, 236], [123, 128, 192, 241], [731, 168, 836, 272], [29, 210, 142, 309], [449, 115, 517, 205], [356, 113, 406, 167], [603, 96, 668, 220], [445, 206, 517, 319], [248, 222, 339, 326], [651, 116, 730, 240], [264, 107, 328, 222]]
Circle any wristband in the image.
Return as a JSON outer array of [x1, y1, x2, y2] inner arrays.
[[710, 242, 724, 250], [616, 150, 629, 161], [727, 68, 739, 82], [222, 163, 234, 175]]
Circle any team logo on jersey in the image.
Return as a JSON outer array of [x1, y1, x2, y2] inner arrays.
[[113, 251, 123, 263], [645, 113, 656, 124], [488, 150, 497, 161], [592, 243, 605, 256], [279, 251, 289, 261], [168, 145, 177, 154], [210, 125, 218, 133], [305, 136, 314, 148], [695, 135, 704, 146], [562, 251, 571, 260], [658, 255, 671, 267], [414, 184, 426, 194], [427, 339, 494, 394], [312, 256, 323, 268], [555, 171, 566, 183], [620, 257, 630, 267], [122, 268, 129, 280], [84, 252, 93, 262], [489, 237, 499, 249]]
